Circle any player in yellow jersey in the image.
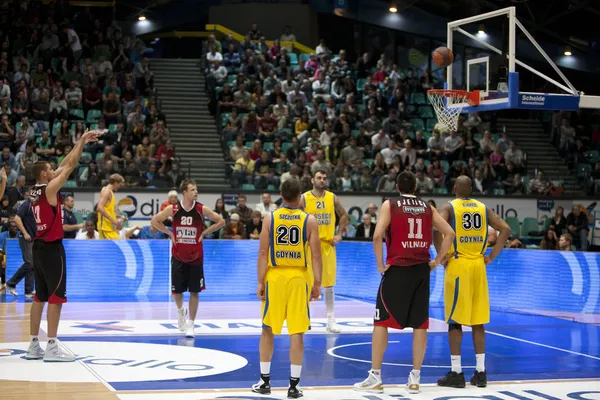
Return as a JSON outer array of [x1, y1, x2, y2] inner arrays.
[[252, 178, 322, 399], [301, 169, 349, 333], [96, 174, 124, 239], [434, 176, 510, 389]]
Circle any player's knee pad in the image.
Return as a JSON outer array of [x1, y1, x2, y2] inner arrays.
[[448, 323, 462, 332]]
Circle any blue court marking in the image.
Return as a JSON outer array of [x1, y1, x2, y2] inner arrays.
[[62, 310, 600, 392]]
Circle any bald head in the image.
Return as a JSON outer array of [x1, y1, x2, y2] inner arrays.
[[455, 175, 472, 198]]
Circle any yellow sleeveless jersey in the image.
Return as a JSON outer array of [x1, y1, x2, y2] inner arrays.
[[98, 187, 117, 231], [448, 198, 489, 259], [303, 190, 335, 242], [268, 207, 309, 268]]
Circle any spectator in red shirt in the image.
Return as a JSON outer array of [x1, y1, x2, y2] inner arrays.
[[156, 139, 175, 160], [372, 66, 387, 84], [258, 108, 278, 142], [83, 80, 102, 111], [249, 139, 263, 161]]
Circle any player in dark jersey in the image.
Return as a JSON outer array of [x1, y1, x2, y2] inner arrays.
[[354, 171, 455, 395], [25, 129, 100, 362], [151, 179, 224, 338]]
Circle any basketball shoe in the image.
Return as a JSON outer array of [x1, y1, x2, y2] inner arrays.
[[288, 377, 303, 398], [326, 317, 341, 333], [437, 371, 466, 388], [177, 308, 188, 332], [406, 370, 420, 394], [44, 341, 76, 362], [251, 375, 271, 395], [185, 321, 195, 338], [470, 370, 487, 387], [353, 370, 384, 393], [23, 338, 45, 360], [7, 285, 17, 297]]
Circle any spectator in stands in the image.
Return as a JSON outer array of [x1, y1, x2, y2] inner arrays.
[[415, 170, 434, 194], [234, 83, 252, 111], [49, 91, 68, 123], [479, 130, 494, 155], [253, 150, 279, 189], [75, 220, 99, 240], [540, 228, 558, 250], [246, 210, 263, 240], [427, 157, 445, 188], [504, 140, 525, 172], [558, 233, 572, 251], [566, 205, 589, 250], [559, 118, 575, 156], [427, 129, 444, 160], [549, 206, 567, 234], [489, 142, 504, 167], [528, 170, 551, 195], [222, 212, 245, 239], [377, 170, 396, 192], [399, 139, 416, 168], [255, 193, 277, 217], [444, 130, 464, 164], [354, 213, 375, 241], [463, 112, 482, 133]]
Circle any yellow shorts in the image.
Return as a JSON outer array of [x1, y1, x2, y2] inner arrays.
[[261, 266, 311, 335], [444, 257, 490, 326], [98, 229, 120, 240], [306, 241, 336, 288]]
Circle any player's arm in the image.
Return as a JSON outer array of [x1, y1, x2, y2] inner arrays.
[[298, 194, 305, 211], [486, 208, 511, 264], [46, 130, 99, 202], [151, 205, 175, 241], [307, 214, 322, 300], [123, 226, 139, 239], [333, 195, 349, 244], [63, 222, 83, 232], [0, 167, 7, 200], [373, 199, 391, 275], [256, 213, 271, 301], [433, 203, 452, 258], [96, 188, 119, 226], [430, 205, 455, 270], [199, 206, 225, 241]]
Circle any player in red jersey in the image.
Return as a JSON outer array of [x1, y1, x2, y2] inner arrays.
[[354, 170, 455, 394], [25, 129, 100, 362], [151, 179, 225, 338]]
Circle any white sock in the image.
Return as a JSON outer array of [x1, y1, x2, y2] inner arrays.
[[411, 369, 421, 378], [371, 369, 381, 378], [47, 337, 57, 345], [290, 364, 302, 379], [324, 287, 335, 318], [476, 353, 485, 372], [177, 305, 183, 311], [260, 361, 271, 375], [451, 355, 462, 373], [30, 335, 38, 342]]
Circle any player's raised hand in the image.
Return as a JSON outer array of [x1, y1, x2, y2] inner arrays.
[[81, 129, 100, 144], [256, 283, 266, 301], [167, 230, 176, 245]]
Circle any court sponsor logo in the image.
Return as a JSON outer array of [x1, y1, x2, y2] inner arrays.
[[114, 381, 600, 399], [520, 94, 546, 106], [58, 318, 449, 336], [0, 341, 247, 383]]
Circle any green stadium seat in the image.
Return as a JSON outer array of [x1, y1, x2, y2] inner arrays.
[[299, 53, 310, 63], [70, 109, 84, 120], [576, 163, 591, 178], [267, 184, 277, 191], [226, 75, 236, 84], [407, 105, 417, 115], [263, 142, 274, 150], [16, 122, 22, 132], [440, 160, 449, 173], [410, 93, 426, 105], [245, 141, 254, 148], [282, 142, 293, 152], [521, 217, 541, 238], [542, 217, 553, 232], [357, 104, 365, 114], [215, 86, 223, 98], [433, 188, 448, 194], [241, 184, 255, 191], [418, 106, 434, 118], [363, 158, 374, 167], [89, 123, 98, 131], [86, 109, 102, 122], [492, 188, 505, 196], [505, 217, 520, 237], [289, 53, 298, 66], [221, 113, 231, 127], [425, 118, 437, 131], [52, 121, 61, 136], [410, 118, 425, 131], [585, 150, 600, 164], [351, 130, 360, 138], [349, 215, 358, 225], [109, 124, 117, 133], [227, 140, 235, 148], [80, 152, 92, 164], [356, 78, 367, 92], [63, 180, 77, 188], [73, 210, 84, 224]]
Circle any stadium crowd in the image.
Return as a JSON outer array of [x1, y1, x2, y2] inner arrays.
[[0, 0, 184, 195], [206, 24, 578, 196]]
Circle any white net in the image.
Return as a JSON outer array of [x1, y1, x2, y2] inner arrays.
[[427, 90, 469, 132]]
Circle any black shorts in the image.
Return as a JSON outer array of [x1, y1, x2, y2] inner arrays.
[[32, 240, 67, 304], [374, 263, 430, 330], [171, 258, 205, 294]]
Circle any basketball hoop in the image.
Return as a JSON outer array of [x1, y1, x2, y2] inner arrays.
[[427, 89, 480, 132]]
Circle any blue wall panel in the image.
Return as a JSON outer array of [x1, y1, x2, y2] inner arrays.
[[6, 240, 599, 314]]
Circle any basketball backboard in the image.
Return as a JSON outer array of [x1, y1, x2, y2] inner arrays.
[[444, 7, 600, 113]]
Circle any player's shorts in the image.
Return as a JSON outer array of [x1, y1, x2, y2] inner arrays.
[[98, 229, 120, 240], [374, 263, 430, 330], [306, 240, 336, 288], [32, 240, 67, 304], [261, 266, 311, 335], [171, 257, 205, 294], [444, 257, 490, 326]]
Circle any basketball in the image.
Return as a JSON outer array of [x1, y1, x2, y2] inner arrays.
[[432, 46, 454, 67]]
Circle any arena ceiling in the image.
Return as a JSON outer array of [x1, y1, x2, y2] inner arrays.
[[407, 0, 600, 53]]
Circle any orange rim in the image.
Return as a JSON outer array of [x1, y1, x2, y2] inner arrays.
[[427, 89, 480, 106]]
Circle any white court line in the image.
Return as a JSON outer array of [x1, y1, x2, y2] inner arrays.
[[0, 305, 174, 320], [59, 340, 117, 393], [339, 295, 600, 362]]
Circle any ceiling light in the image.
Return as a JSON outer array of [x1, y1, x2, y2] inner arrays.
[[564, 46, 572, 56], [389, 4, 398, 13], [478, 24, 485, 35], [138, 15, 146, 21]]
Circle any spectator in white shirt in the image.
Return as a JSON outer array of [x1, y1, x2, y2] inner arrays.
[[75, 220, 100, 240], [380, 140, 400, 167], [62, 24, 82, 61], [427, 129, 445, 158], [205, 44, 223, 73], [399, 139, 417, 168], [315, 39, 330, 56], [504, 140, 525, 172], [463, 112, 482, 132], [311, 72, 330, 101], [280, 25, 296, 52], [415, 170, 434, 194], [559, 118, 575, 155], [319, 123, 335, 147], [95, 54, 112, 78], [371, 129, 391, 153], [255, 193, 277, 217], [444, 131, 464, 163]]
